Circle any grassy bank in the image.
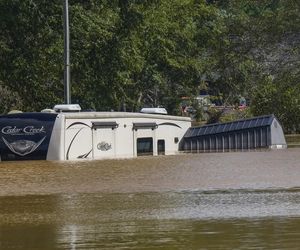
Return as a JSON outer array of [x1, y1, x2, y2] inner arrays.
[[285, 134, 300, 148]]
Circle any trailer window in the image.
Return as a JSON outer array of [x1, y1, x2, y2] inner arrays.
[[157, 140, 165, 155], [137, 138, 153, 156]]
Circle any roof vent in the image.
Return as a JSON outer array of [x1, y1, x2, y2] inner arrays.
[[53, 104, 81, 113], [140, 107, 167, 115], [41, 109, 55, 113], [8, 110, 23, 114]]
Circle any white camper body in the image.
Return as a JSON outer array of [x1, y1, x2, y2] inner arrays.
[[47, 112, 191, 161]]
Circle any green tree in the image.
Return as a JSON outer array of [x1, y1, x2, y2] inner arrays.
[[0, 0, 64, 111], [0, 0, 299, 121], [251, 73, 300, 133], [104, 0, 228, 113]]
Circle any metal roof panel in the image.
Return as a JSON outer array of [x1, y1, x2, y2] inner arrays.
[[184, 115, 275, 138]]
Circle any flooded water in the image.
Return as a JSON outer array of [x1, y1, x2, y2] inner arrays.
[[1, 149, 300, 249]]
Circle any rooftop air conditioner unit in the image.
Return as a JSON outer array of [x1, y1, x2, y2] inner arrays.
[[53, 104, 81, 113], [140, 107, 167, 115]]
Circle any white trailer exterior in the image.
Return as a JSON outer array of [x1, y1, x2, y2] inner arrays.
[[0, 111, 191, 161]]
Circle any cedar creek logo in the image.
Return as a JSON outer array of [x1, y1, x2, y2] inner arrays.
[[1, 126, 46, 135], [1, 126, 46, 156]]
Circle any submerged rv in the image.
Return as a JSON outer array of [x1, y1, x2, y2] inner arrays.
[[0, 105, 191, 161]]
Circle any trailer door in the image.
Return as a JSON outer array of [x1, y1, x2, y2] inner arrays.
[[92, 122, 118, 159], [133, 122, 157, 156]]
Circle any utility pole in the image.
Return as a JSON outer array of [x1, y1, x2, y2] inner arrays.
[[63, 0, 71, 104]]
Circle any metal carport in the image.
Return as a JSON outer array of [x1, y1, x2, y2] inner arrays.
[[180, 115, 287, 152]]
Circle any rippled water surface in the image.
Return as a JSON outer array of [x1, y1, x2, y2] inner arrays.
[[1, 149, 300, 249]]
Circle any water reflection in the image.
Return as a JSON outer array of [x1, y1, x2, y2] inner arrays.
[[2, 218, 300, 249], [1, 190, 300, 249]]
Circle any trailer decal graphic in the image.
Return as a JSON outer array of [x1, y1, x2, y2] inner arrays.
[[66, 122, 92, 160], [2, 136, 46, 156], [97, 142, 112, 151]]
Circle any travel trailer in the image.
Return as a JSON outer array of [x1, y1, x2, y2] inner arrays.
[[0, 105, 191, 161]]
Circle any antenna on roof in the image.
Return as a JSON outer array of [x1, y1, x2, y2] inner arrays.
[[63, 0, 71, 104]]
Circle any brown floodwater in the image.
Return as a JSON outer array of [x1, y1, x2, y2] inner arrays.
[[1, 149, 300, 249]]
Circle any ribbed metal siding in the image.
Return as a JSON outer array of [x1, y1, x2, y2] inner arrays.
[[181, 126, 271, 152]]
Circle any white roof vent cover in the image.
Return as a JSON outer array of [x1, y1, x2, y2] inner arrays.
[[140, 107, 167, 115], [53, 104, 81, 112]]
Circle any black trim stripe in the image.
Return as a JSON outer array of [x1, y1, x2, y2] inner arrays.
[[158, 122, 182, 129], [66, 122, 93, 160], [66, 128, 92, 160], [77, 149, 92, 159], [67, 122, 91, 130]]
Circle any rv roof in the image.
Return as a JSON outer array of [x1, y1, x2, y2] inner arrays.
[[59, 111, 191, 122]]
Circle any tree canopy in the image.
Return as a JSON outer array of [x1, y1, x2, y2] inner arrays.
[[0, 0, 299, 132]]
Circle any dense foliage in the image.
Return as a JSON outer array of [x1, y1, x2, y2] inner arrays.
[[0, 0, 299, 132]]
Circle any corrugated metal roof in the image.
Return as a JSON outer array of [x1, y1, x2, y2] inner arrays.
[[184, 115, 275, 138]]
